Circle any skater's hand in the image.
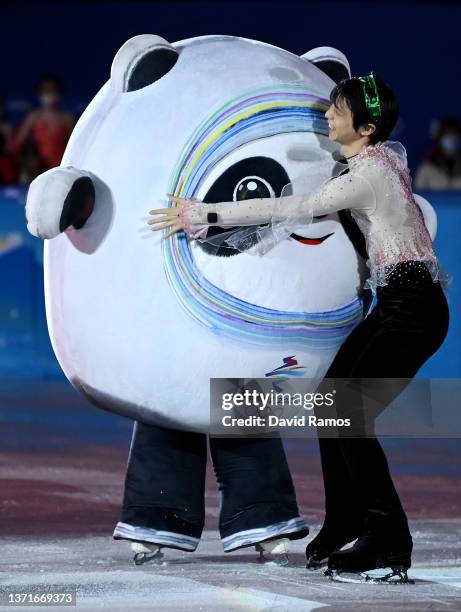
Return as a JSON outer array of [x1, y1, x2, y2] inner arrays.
[[147, 194, 202, 238]]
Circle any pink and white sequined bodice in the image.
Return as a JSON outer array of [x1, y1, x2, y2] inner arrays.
[[342, 143, 449, 293]]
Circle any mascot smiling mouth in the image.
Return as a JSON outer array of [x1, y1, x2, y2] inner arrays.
[[290, 232, 334, 245], [193, 224, 336, 257]]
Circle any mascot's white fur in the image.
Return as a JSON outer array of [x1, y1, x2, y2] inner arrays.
[[26, 35, 436, 431]]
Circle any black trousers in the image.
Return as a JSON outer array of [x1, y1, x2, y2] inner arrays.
[[113, 425, 309, 551], [317, 260, 450, 538]]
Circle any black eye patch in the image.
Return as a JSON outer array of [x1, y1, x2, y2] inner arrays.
[[197, 157, 290, 257]]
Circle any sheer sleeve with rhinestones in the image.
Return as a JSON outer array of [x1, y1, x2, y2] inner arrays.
[[177, 169, 376, 255]]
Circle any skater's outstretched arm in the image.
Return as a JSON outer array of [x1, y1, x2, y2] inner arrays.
[[147, 170, 376, 240]]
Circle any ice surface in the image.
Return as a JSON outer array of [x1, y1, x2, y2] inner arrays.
[[1, 526, 461, 611]]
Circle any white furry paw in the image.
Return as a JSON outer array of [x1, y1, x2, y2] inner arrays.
[[414, 193, 437, 241], [25, 166, 95, 239]]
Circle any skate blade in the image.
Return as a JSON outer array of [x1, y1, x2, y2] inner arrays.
[[256, 552, 290, 567], [133, 550, 165, 566], [326, 567, 414, 584]]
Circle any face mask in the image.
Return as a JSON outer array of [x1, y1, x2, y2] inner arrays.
[[39, 93, 58, 107], [440, 135, 460, 155]]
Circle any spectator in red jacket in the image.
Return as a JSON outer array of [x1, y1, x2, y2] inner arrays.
[[13, 75, 75, 183]]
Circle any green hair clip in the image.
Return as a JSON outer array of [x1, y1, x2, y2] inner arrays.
[[358, 73, 381, 119]]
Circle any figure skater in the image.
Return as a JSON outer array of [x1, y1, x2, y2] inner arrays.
[[147, 72, 451, 583]]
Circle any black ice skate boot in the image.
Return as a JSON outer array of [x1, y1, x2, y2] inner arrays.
[[325, 530, 414, 583], [305, 523, 361, 569]]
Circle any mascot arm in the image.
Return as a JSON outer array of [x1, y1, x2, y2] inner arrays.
[[26, 166, 95, 239]]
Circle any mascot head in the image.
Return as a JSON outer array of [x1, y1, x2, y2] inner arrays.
[[25, 35, 399, 430]]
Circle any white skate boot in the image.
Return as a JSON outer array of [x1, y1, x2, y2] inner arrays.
[[130, 541, 164, 566], [255, 537, 290, 566]]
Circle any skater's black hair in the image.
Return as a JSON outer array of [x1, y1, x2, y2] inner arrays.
[[330, 73, 399, 145]]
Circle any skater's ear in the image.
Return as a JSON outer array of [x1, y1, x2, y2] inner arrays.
[[302, 47, 351, 84], [111, 34, 179, 92]]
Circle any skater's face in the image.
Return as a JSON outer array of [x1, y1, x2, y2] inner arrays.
[[325, 97, 374, 146]]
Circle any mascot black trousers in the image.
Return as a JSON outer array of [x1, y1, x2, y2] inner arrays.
[[113, 425, 309, 551], [317, 260, 450, 540]]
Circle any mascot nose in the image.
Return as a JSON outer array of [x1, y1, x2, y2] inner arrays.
[[111, 34, 179, 92]]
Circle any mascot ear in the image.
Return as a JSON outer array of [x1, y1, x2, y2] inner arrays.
[[111, 34, 179, 92], [302, 47, 351, 84]]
